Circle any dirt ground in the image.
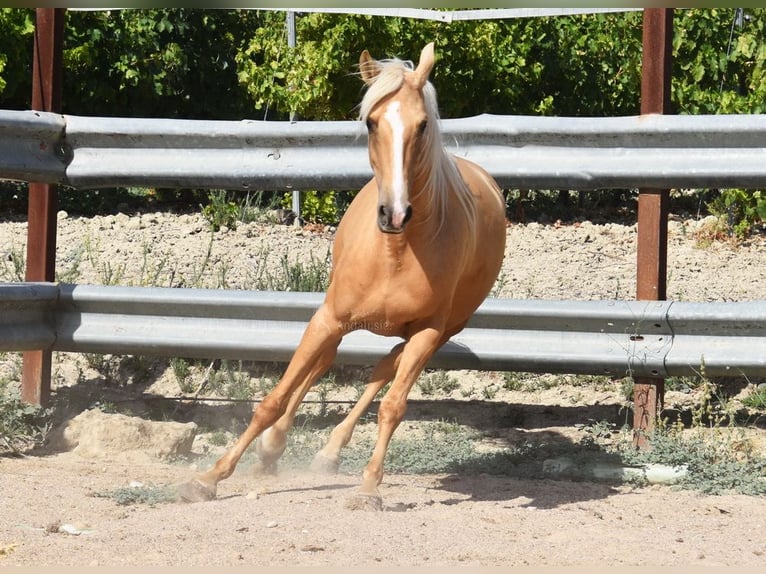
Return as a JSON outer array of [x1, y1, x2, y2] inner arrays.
[[2, 449, 766, 567], [2, 206, 766, 566]]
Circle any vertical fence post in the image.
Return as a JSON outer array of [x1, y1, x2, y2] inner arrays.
[[21, 8, 65, 406], [634, 8, 673, 447], [286, 10, 301, 224]]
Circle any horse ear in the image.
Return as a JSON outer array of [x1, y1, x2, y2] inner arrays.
[[359, 49, 379, 86], [414, 42, 435, 88]]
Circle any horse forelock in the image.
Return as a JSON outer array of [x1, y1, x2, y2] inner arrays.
[[358, 56, 476, 239], [358, 58, 410, 123]]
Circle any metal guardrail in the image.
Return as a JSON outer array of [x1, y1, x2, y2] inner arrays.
[[2, 109, 766, 191], [2, 283, 765, 378]]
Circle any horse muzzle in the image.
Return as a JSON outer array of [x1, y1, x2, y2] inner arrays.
[[378, 204, 413, 233]]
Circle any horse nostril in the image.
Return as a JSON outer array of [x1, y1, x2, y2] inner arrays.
[[403, 205, 413, 225]]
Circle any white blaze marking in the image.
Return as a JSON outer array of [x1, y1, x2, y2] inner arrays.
[[383, 101, 407, 226]]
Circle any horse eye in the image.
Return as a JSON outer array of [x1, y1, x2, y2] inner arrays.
[[366, 119, 376, 133], [417, 120, 428, 136]]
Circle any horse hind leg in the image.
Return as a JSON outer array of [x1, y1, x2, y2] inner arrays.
[[311, 342, 405, 474], [347, 325, 447, 511]]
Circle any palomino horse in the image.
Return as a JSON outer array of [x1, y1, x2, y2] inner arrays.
[[179, 42, 506, 509]]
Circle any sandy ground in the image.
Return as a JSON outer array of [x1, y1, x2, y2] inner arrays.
[[2, 451, 766, 567], [1, 206, 766, 566]]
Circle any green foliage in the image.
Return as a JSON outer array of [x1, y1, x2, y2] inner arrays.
[[0, 380, 51, 454], [336, 420, 487, 474], [2, 9, 766, 231], [248, 247, 331, 292], [742, 386, 766, 410], [2, 9, 765, 122], [615, 424, 766, 495], [201, 190, 274, 231], [201, 189, 240, 231], [94, 484, 177, 506], [673, 9, 766, 114], [281, 190, 339, 224], [276, 251, 330, 292], [706, 189, 766, 239], [0, 242, 25, 282], [62, 9, 259, 119], [417, 370, 460, 397], [0, 8, 34, 107]]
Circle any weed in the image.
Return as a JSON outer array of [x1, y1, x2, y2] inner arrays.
[[706, 189, 766, 240], [93, 484, 177, 506], [137, 241, 175, 287], [278, 251, 330, 292], [501, 372, 565, 393], [0, 380, 52, 454], [207, 430, 230, 447], [417, 370, 460, 397], [202, 190, 276, 231], [202, 190, 240, 231], [207, 360, 255, 401], [595, 370, 766, 495], [185, 230, 215, 288], [742, 386, 766, 410], [338, 419, 528, 475], [170, 358, 194, 393], [83, 353, 120, 381], [664, 375, 703, 394], [56, 245, 84, 283], [282, 190, 339, 224], [312, 374, 336, 418], [614, 422, 766, 495], [481, 382, 500, 400], [0, 244, 25, 281]]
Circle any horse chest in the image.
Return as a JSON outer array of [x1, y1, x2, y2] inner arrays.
[[330, 255, 445, 336]]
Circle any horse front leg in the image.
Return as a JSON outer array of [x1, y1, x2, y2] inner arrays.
[[347, 324, 446, 510], [177, 306, 343, 502], [253, 363, 325, 474]]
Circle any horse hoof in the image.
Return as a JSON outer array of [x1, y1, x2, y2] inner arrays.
[[310, 453, 340, 475], [176, 479, 216, 503], [345, 493, 383, 511]]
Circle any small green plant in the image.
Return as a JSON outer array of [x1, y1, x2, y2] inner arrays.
[[137, 240, 174, 287], [207, 360, 255, 401], [706, 189, 766, 239], [184, 230, 215, 288], [742, 385, 766, 410], [56, 245, 85, 283], [481, 382, 500, 400], [202, 189, 240, 231], [201, 190, 273, 232], [207, 430, 230, 447], [0, 381, 51, 454], [417, 370, 460, 397], [278, 251, 331, 292], [83, 353, 120, 381], [0, 244, 25, 281], [244, 245, 331, 293], [93, 484, 178, 506], [170, 357, 195, 394], [614, 421, 766, 496], [501, 372, 564, 393], [282, 190, 339, 224]]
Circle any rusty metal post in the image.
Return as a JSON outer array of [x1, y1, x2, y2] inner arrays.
[[633, 8, 673, 447], [21, 8, 65, 406]]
